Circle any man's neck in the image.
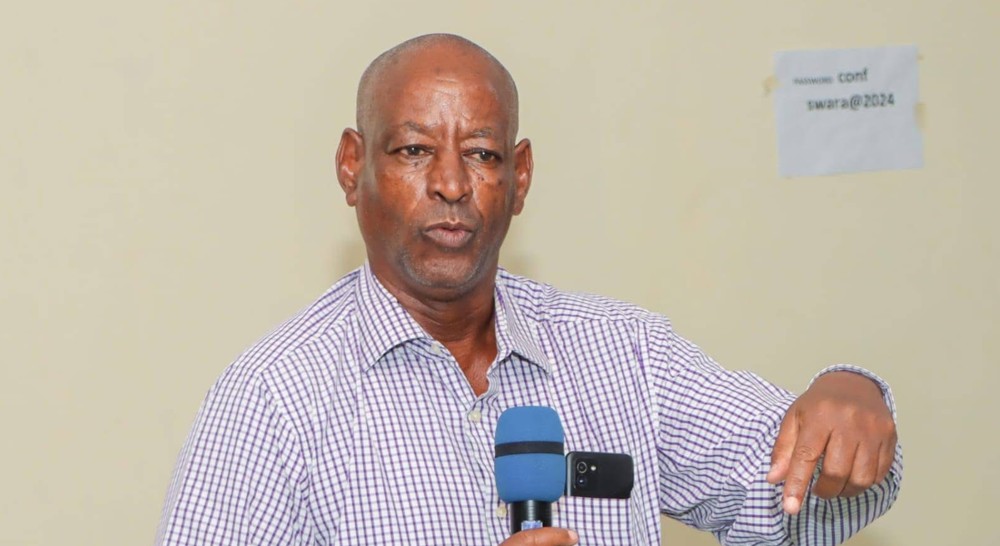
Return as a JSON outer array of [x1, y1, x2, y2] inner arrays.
[[373, 267, 500, 396]]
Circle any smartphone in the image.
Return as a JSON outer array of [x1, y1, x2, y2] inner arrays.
[[565, 451, 634, 499]]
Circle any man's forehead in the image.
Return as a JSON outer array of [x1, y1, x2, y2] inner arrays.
[[378, 52, 508, 100], [370, 68, 513, 135], [356, 35, 519, 137]]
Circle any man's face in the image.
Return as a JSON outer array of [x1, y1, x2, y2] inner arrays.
[[338, 46, 531, 300]]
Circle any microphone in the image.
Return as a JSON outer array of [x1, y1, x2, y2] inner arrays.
[[494, 406, 566, 534]]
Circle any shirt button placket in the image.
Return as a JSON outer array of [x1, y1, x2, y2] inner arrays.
[[464, 403, 498, 542]]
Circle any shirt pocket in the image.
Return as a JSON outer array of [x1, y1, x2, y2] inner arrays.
[[554, 496, 634, 546]]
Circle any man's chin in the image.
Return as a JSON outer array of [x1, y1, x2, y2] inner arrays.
[[403, 258, 492, 296]]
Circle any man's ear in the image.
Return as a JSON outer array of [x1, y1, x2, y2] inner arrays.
[[512, 138, 533, 215], [336, 128, 365, 207]]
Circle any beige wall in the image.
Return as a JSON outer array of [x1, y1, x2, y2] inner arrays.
[[2, 1, 997, 544]]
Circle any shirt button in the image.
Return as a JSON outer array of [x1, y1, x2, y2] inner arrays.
[[430, 343, 445, 357], [467, 409, 482, 423], [496, 504, 507, 518]]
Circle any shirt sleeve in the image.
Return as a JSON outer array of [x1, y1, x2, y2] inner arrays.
[[643, 318, 903, 545], [156, 366, 312, 545]]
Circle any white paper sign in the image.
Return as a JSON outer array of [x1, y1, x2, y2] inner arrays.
[[774, 45, 922, 177]]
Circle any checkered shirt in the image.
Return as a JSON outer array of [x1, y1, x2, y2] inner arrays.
[[157, 263, 902, 545]]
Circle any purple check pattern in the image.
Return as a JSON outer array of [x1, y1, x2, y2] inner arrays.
[[157, 264, 902, 545]]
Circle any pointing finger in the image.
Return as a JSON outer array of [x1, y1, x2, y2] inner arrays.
[[780, 425, 831, 514], [767, 410, 799, 484]]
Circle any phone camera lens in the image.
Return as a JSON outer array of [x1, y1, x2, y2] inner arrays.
[[575, 475, 588, 488], [575, 461, 589, 474]]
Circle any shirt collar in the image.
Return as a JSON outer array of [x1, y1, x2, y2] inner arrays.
[[494, 270, 551, 374], [354, 263, 427, 370], [354, 263, 550, 374]]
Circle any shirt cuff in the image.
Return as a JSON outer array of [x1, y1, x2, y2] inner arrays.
[[809, 364, 898, 423]]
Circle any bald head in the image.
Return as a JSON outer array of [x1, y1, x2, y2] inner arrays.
[[355, 34, 519, 139]]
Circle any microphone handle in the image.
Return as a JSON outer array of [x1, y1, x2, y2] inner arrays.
[[509, 500, 552, 534]]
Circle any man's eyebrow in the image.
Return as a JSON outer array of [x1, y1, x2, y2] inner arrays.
[[468, 127, 496, 138], [392, 123, 498, 139], [396, 121, 435, 134]]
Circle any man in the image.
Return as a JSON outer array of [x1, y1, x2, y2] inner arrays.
[[157, 34, 901, 545]]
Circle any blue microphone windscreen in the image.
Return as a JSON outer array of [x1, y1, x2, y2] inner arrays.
[[495, 406, 566, 502]]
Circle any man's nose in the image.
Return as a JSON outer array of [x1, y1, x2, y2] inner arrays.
[[427, 150, 471, 203]]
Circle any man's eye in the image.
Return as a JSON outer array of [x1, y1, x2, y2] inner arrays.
[[470, 149, 500, 163], [400, 146, 427, 156]]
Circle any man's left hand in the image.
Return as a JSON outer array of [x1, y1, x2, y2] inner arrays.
[[766, 371, 898, 515]]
